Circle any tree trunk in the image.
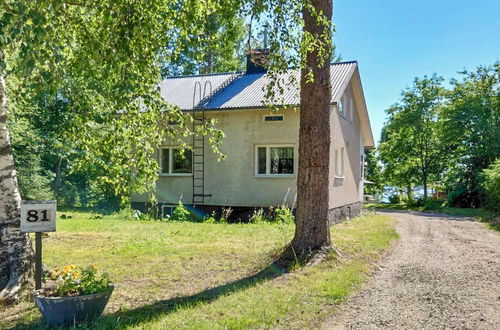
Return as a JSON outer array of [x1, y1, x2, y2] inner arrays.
[[54, 155, 63, 197], [407, 184, 412, 202], [290, 0, 332, 257], [423, 177, 428, 200], [0, 50, 34, 303]]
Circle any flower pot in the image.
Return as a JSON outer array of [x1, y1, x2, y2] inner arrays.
[[34, 286, 114, 327]]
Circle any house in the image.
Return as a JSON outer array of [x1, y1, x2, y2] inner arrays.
[[131, 51, 375, 222]]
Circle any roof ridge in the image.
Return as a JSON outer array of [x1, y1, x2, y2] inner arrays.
[[164, 71, 241, 79]]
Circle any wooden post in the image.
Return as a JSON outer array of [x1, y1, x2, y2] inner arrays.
[[35, 232, 42, 290]]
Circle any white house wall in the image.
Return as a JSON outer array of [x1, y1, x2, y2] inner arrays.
[[155, 108, 299, 207], [133, 86, 365, 210], [329, 83, 364, 209]]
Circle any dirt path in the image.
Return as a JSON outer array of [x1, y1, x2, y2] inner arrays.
[[324, 210, 500, 330]]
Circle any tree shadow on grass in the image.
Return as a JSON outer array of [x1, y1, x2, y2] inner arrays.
[[11, 262, 286, 329], [102, 261, 286, 329]]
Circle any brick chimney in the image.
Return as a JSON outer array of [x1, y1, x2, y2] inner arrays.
[[246, 49, 270, 74]]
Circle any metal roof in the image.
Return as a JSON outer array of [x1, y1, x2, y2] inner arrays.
[[159, 61, 358, 110]]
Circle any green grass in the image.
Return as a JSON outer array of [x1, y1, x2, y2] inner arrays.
[[365, 203, 499, 231], [1, 211, 398, 329]]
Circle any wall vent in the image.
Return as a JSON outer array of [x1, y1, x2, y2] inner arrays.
[[264, 115, 284, 122]]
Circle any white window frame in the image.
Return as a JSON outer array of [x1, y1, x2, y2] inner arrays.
[[255, 144, 296, 178], [349, 97, 354, 122], [335, 147, 345, 179], [161, 204, 177, 218], [263, 114, 285, 123], [159, 147, 192, 176], [338, 98, 345, 117]]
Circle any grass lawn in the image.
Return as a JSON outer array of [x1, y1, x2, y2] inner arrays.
[[1, 211, 397, 329]]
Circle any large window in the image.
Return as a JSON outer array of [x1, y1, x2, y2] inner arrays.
[[256, 145, 295, 176], [160, 148, 192, 175]]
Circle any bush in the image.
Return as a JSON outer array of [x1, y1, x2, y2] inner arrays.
[[447, 188, 482, 208], [249, 208, 267, 223], [388, 194, 401, 204], [170, 201, 192, 222], [482, 159, 500, 213], [422, 197, 443, 210], [273, 205, 295, 224]]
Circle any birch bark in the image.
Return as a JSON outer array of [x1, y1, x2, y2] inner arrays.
[[0, 50, 34, 303]]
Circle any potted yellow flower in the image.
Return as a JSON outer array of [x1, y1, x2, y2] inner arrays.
[[34, 265, 113, 327]]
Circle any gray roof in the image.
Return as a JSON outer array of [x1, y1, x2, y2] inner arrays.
[[159, 61, 358, 110]]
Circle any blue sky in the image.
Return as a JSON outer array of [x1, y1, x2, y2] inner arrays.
[[334, 0, 500, 145]]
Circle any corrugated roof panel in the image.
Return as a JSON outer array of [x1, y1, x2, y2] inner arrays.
[[159, 73, 234, 110], [159, 61, 357, 110]]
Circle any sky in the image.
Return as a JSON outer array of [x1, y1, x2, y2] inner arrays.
[[333, 0, 500, 145]]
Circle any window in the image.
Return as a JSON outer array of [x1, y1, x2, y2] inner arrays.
[[338, 98, 345, 116], [161, 204, 177, 218], [349, 99, 354, 122], [335, 147, 344, 177], [256, 145, 294, 176], [160, 148, 192, 174], [264, 115, 284, 122]]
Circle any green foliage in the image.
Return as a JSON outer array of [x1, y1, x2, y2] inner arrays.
[[364, 149, 384, 197], [440, 63, 500, 208], [1, 0, 237, 210], [379, 75, 446, 199], [481, 159, 500, 213], [421, 197, 443, 210], [388, 194, 401, 204], [249, 208, 267, 223], [170, 201, 192, 222], [273, 205, 295, 224], [47, 265, 112, 297]]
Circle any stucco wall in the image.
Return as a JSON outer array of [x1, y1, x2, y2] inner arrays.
[[152, 108, 300, 207], [329, 83, 364, 209], [132, 86, 365, 210]]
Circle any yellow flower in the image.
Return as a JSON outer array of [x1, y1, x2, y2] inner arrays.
[[71, 271, 80, 278]]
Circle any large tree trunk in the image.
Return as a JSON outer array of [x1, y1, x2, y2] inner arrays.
[[0, 50, 34, 303], [290, 0, 333, 257]]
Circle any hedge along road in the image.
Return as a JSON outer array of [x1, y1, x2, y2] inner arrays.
[[324, 210, 500, 330]]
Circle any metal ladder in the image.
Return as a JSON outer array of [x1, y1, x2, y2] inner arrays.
[[191, 73, 243, 204], [192, 81, 212, 204]]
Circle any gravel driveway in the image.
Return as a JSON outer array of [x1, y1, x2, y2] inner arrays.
[[324, 210, 500, 330]]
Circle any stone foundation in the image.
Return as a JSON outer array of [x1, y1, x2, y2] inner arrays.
[[132, 201, 364, 224], [328, 201, 363, 225]]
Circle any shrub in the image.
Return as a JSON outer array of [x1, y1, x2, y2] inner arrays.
[[204, 211, 217, 223], [388, 194, 401, 204], [422, 197, 443, 210], [482, 159, 500, 213], [219, 207, 233, 224], [274, 205, 295, 224], [249, 208, 268, 223], [170, 201, 192, 222]]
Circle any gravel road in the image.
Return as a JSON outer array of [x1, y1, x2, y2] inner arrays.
[[324, 210, 500, 330]]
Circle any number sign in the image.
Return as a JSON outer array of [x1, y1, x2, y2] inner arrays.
[[20, 201, 56, 233]]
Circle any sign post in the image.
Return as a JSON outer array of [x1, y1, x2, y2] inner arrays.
[[20, 201, 56, 290]]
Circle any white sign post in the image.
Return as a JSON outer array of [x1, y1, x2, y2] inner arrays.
[[20, 201, 57, 290]]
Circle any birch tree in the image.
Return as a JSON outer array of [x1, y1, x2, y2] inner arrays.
[[0, 0, 239, 302]]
